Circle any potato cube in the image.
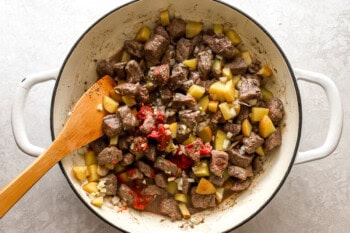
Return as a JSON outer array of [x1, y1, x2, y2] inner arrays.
[[208, 100, 219, 112], [122, 95, 136, 107], [259, 115, 276, 138], [85, 150, 97, 166], [187, 84, 205, 100], [178, 203, 191, 219], [196, 178, 216, 194], [215, 187, 225, 203], [213, 23, 224, 34], [165, 139, 177, 153], [160, 10, 170, 26], [183, 135, 196, 145], [87, 164, 100, 182], [225, 29, 241, 45], [233, 101, 241, 115], [183, 58, 198, 71], [83, 182, 98, 194], [109, 135, 118, 146], [198, 95, 209, 112], [169, 122, 178, 138], [103, 95, 119, 113], [261, 86, 274, 102], [240, 51, 253, 66], [258, 65, 273, 78], [215, 129, 229, 151], [222, 67, 233, 80], [72, 165, 88, 181], [165, 181, 178, 195], [209, 81, 227, 101], [135, 26, 151, 42], [219, 102, 236, 120], [186, 21, 202, 38], [91, 196, 104, 207], [255, 146, 266, 156], [212, 59, 222, 76], [250, 107, 269, 122], [175, 193, 188, 203], [121, 51, 131, 62], [192, 160, 209, 177], [198, 126, 213, 143], [224, 79, 236, 102], [242, 119, 252, 137]]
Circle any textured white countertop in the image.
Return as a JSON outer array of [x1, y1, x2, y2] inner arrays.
[[0, 0, 349, 232]]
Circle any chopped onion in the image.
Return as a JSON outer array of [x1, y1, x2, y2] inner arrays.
[[219, 77, 227, 83], [226, 132, 233, 139], [223, 139, 230, 150]]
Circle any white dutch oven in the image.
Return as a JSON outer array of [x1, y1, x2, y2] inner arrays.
[[11, 0, 343, 232]]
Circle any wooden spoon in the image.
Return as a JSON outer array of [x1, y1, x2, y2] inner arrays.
[[0, 75, 116, 218]]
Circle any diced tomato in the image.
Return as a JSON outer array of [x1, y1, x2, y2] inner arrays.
[[184, 138, 212, 157], [147, 125, 171, 150], [137, 106, 153, 121], [155, 111, 166, 124], [170, 152, 194, 169]]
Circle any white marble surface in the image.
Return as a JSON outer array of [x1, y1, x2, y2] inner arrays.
[[0, 0, 349, 232]]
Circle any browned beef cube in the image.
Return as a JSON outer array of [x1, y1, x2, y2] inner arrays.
[[100, 173, 118, 195], [202, 34, 237, 59], [154, 25, 170, 40], [125, 60, 144, 84], [230, 178, 251, 192], [197, 50, 213, 79], [118, 135, 134, 151], [123, 40, 144, 58], [137, 85, 150, 104], [225, 57, 248, 75], [190, 187, 216, 209], [236, 105, 250, 123], [114, 83, 140, 96], [239, 78, 262, 103], [228, 165, 253, 180], [144, 35, 169, 64], [267, 98, 284, 125], [89, 137, 108, 155], [243, 132, 264, 154], [167, 18, 186, 40], [97, 146, 123, 165], [223, 123, 241, 137], [160, 86, 173, 104], [117, 105, 138, 131], [248, 60, 261, 74], [120, 152, 134, 166], [102, 114, 123, 138], [185, 138, 204, 162], [181, 171, 192, 194], [148, 64, 170, 85], [178, 110, 201, 130], [168, 64, 189, 90], [176, 123, 191, 143], [172, 93, 197, 110], [161, 48, 175, 66], [264, 128, 282, 152], [137, 160, 155, 178], [155, 173, 167, 188], [160, 198, 182, 221], [252, 156, 264, 174], [96, 60, 114, 78], [130, 136, 148, 157], [118, 184, 136, 205], [140, 114, 155, 134], [154, 157, 178, 176], [209, 174, 225, 187], [141, 184, 166, 196], [145, 145, 157, 162], [211, 110, 226, 124], [113, 62, 126, 80], [126, 168, 144, 180], [227, 147, 253, 168], [210, 150, 229, 177], [175, 38, 193, 62]]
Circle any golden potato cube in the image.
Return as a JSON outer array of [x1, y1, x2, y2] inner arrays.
[[225, 29, 241, 45], [122, 95, 136, 107], [250, 107, 269, 122], [165, 139, 177, 153], [178, 203, 191, 219], [242, 119, 252, 137], [198, 126, 213, 143], [255, 146, 266, 156], [160, 10, 170, 26], [72, 165, 88, 181], [187, 84, 205, 100], [215, 187, 225, 203], [168, 122, 178, 139], [135, 26, 151, 42], [233, 101, 241, 115], [219, 102, 237, 120], [175, 193, 188, 203], [208, 100, 219, 113], [261, 86, 274, 102], [183, 58, 198, 71], [91, 196, 104, 207], [198, 95, 209, 112], [222, 67, 233, 80], [183, 134, 196, 145], [87, 164, 100, 182], [85, 150, 97, 166], [109, 135, 118, 146], [212, 59, 222, 76], [259, 115, 276, 138], [186, 21, 202, 38], [213, 23, 224, 35], [215, 129, 229, 151], [224, 79, 236, 102], [196, 178, 216, 194], [83, 182, 98, 194], [192, 160, 209, 177], [165, 181, 178, 195], [209, 81, 227, 101], [232, 75, 241, 87], [121, 51, 131, 62], [258, 65, 273, 78], [239, 51, 253, 66], [103, 95, 119, 113]]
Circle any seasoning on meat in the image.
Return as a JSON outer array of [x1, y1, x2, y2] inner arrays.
[[144, 35, 169, 64], [97, 146, 123, 166], [123, 40, 144, 58]]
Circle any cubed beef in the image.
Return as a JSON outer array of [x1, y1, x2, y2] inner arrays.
[[130, 136, 148, 157], [236, 105, 250, 123], [228, 165, 253, 180], [180, 80, 194, 92], [211, 110, 226, 124], [145, 145, 157, 161], [148, 64, 170, 85], [139, 114, 155, 134], [230, 178, 251, 192], [181, 171, 192, 194], [118, 184, 136, 205], [123, 40, 144, 58], [126, 168, 144, 180], [154, 157, 178, 176], [209, 174, 225, 187], [210, 150, 229, 177], [96, 60, 114, 78], [239, 78, 262, 103], [141, 184, 166, 196], [117, 105, 138, 131], [178, 110, 201, 130], [102, 114, 123, 138], [172, 93, 197, 110], [197, 50, 213, 79], [154, 25, 170, 40], [100, 173, 118, 195], [243, 132, 264, 154], [264, 128, 282, 152], [185, 138, 205, 162], [89, 137, 108, 155], [202, 34, 237, 58], [176, 123, 191, 143], [144, 35, 169, 64], [223, 123, 242, 137], [113, 62, 126, 80], [252, 156, 264, 174], [248, 60, 261, 74], [125, 60, 144, 84], [160, 86, 173, 104], [175, 38, 193, 62], [120, 152, 134, 166], [118, 135, 134, 151], [246, 74, 263, 87], [167, 18, 186, 40], [161, 48, 175, 66], [137, 160, 155, 178], [160, 198, 182, 221], [225, 57, 248, 75], [227, 147, 254, 168], [97, 146, 123, 165], [190, 187, 216, 209], [114, 83, 140, 96], [137, 85, 150, 104], [155, 173, 167, 188], [267, 98, 284, 125], [168, 64, 189, 90]]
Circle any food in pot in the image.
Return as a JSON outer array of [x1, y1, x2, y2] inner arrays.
[[73, 10, 284, 221]]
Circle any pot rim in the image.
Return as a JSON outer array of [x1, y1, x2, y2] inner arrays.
[[51, 0, 302, 232]]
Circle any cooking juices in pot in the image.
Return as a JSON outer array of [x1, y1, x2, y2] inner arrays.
[[72, 10, 284, 221]]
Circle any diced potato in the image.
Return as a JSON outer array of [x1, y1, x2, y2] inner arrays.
[[232, 75, 241, 87], [255, 146, 266, 156], [165, 139, 177, 153], [219, 102, 236, 120], [192, 160, 210, 177], [72, 165, 88, 181], [196, 178, 216, 194], [233, 101, 241, 115], [121, 51, 131, 62], [135, 26, 151, 42], [103, 95, 119, 113], [215, 129, 229, 151], [87, 164, 100, 182], [259, 115, 276, 138], [169, 122, 178, 138], [198, 126, 212, 143], [198, 95, 209, 112], [187, 84, 205, 100], [213, 23, 224, 34], [178, 203, 191, 219], [91, 196, 104, 207], [208, 100, 219, 113], [165, 181, 178, 195], [183, 58, 198, 71], [85, 150, 97, 166], [240, 51, 253, 66], [209, 81, 227, 101], [222, 67, 233, 80], [242, 119, 252, 137], [114, 164, 126, 173], [258, 65, 273, 78], [250, 107, 269, 122], [215, 187, 225, 203], [212, 59, 222, 76], [224, 79, 236, 102], [122, 95, 136, 107], [186, 21, 202, 38], [109, 89, 123, 103], [225, 29, 241, 45], [109, 135, 118, 146], [160, 10, 170, 26], [183, 135, 196, 146], [261, 86, 274, 102], [83, 182, 98, 194], [175, 193, 188, 203]]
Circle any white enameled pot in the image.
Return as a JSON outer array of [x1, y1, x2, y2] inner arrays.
[[11, 0, 343, 232]]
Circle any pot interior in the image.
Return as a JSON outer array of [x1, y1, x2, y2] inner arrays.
[[52, 0, 301, 232]]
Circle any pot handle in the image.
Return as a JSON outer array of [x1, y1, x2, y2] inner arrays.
[[294, 68, 343, 164], [11, 69, 59, 157]]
